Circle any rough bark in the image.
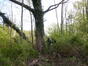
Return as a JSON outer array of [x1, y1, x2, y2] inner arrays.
[[32, 0, 45, 52]]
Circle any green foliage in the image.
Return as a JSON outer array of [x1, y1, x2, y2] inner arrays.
[[47, 23, 88, 58], [0, 0, 88, 65], [46, 1, 88, 63], [0, 26, 39, 66]]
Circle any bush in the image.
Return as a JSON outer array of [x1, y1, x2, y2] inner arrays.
[[47, 25, 86, 57], [0, 26, 39, 66]]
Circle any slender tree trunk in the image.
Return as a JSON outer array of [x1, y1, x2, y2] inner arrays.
[[32, 0, 45, 52], [86, 0, 88, 19], [20, 0, 24, 43], [65, 6, 67, 33], [61, 0, 64, 34], [54, 0, 59, 33]]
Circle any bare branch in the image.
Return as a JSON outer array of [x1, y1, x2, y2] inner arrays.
[[0, 12, 31, 43], [44, 0, 69, 14], [10, 0, 34, 13]]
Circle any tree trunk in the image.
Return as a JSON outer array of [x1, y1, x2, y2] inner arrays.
[[32, 0, 45, 52], [61, 0, 64, 34], [86, 0, 88, 19], [34, 13, 45, 52]]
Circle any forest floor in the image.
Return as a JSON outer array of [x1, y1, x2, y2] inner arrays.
[[27, 54, 87, 66]]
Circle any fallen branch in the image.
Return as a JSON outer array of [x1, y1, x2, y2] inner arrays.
[[0, 12, 31, 43]]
